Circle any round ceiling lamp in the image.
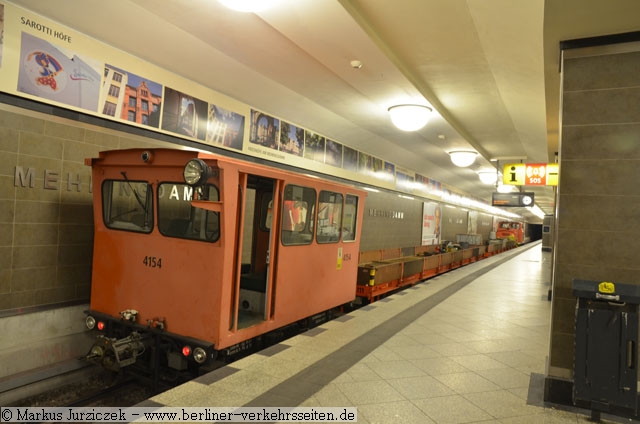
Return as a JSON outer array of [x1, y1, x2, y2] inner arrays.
[[388, 104, 432, 132], [448, 150, 477, 167], [477, 170, 498, 185], [218, 0, 279, 12]]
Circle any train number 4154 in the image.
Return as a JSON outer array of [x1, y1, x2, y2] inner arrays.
[[143, 256, 162, 268]]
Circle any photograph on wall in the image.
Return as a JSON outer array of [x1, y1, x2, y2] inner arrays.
[[357, 152, 372, 174], [430, 178, 442, 195], [0, 4, 4, 68], [343, 146, 358, 172], [325, 139, 343, 167], [100, 64, 162, 128], [415, 173, 442, 197], [421, 201, 441, 246], [250, 109, 279, 150], [371, 157, 392, 183], [278, 120, 304, 156], [161, 86, 208, 140], [206, 104, 245, 150], [304, 130, 325, 163], [17, 32, 101, 112], [384, 161, 395, 175], [441, 188, 452, 203], [414, 173, 430, 196], [395, 169, 415, 192], [372, 157, 384, 173]]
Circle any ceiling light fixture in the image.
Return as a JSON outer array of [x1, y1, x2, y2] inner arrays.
[[448, 150, 477, 167], [477, 170, 498, 185], [388, 104, 432, 132], [218, 0, 279, 12]]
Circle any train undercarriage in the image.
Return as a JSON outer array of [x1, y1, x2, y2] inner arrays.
[[83, 308, 338, 387]]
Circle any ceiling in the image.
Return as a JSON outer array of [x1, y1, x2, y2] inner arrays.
[[9, 0, 640, 223]]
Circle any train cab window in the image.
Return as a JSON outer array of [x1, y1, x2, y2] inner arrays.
[[102, 180, 153, 233], [281, 184, 315, 246], [342, 194, 359, 242], [158, 183, 220, 242], [317, 191, 343, 243]]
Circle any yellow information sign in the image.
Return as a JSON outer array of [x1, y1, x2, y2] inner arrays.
[[503, 163, 558, 186]]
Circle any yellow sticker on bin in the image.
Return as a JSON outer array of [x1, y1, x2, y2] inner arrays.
[[598, 281, 615, 294]]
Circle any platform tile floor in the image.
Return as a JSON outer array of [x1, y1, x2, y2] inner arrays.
[[143, 243, 626, 423]]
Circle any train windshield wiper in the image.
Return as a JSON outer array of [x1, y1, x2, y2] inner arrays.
[[121, 171, 148, 214]]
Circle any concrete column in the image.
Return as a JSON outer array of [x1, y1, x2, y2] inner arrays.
[[545, 39, 640, 404]]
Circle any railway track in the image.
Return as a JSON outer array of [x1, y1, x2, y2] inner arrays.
[[7, 368, 154, 408], [66, 378, 145, 407]]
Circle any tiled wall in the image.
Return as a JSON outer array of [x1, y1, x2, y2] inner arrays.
[[547, 45, 640, 381], [441, 207, 470, 243], [359, 192, 422, 251], [477, 213, 495, 242], [359, 193, 480, 251], [0, 103, 170, 311]]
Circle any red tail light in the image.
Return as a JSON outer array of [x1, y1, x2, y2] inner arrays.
[[182, 346, 191, 357], [97, 321, 105, 331]]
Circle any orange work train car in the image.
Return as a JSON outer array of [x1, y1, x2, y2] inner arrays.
[[495, 221, 524, 244], [83, 148, 366, 377]]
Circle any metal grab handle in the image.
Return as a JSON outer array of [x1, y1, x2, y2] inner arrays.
[[595, 293, 620, 301], [628, 340, 636, 369]]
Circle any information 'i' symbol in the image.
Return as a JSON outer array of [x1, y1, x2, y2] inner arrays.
[[509, 166, 517, 182]]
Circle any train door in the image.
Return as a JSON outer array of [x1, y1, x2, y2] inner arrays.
[[234, 174, 278, 330]]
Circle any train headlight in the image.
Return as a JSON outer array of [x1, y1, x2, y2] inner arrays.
[[193, 347, 207, 364], [183, 159, 211, 186], [85, 316, 96, 330]]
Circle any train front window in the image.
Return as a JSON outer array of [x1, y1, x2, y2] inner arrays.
[[102, 180, 153, 233], [317, 191, 343, 243], [281, 184, 315, 246], [158, 183, 220, 242]]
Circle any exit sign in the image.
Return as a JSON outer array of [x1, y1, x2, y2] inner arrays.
[[503, 163, 558, 186]]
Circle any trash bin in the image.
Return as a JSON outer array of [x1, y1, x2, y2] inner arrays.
[[572, 279, 640, 420]]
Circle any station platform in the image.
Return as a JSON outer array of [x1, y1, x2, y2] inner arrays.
[[135, 243, 588, 423]]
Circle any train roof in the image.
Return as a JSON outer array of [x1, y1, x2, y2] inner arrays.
[[86, 148, 367, 195]]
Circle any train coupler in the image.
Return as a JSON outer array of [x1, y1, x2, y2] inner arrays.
[[86, 331, 151, 372]]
